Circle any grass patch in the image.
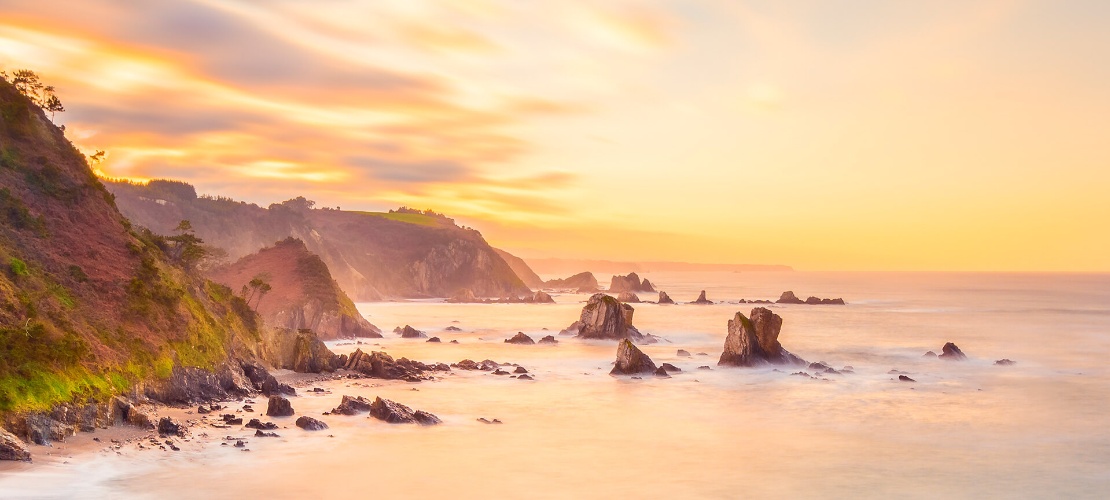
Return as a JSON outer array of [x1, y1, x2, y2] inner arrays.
[[354, 211, 445, 227], [9, 257, 28, 277]]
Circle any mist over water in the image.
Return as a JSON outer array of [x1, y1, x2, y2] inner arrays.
[[2, 272, 1108, 498]]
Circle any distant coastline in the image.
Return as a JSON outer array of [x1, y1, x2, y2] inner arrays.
[[523, 258, 793, 275]]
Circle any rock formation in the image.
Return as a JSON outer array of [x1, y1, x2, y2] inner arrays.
[[343, 348, 448, 381], [718, 308, 805, 367], [505, 332, 536, 345], [677, 349, 691, 357], [573, 294, 645, 342], [259, 328, 342, 373], [609, 273, 656, 293], [530, 291, 555, 303], [617, 292, 641, 303], [538, 335, 559, 344], [777, 291, 845, 305], [492, 248, 545, 289], [331, 395, 374, 415], [398, 325, 427, 339], [543, 272, 599, 292], [447, 289, 480, 303], [610, 340, 658, 375], [0, 428, 31, 461], [368, 397, 442, 425], [296, 416, 328, 431], [657, 291, 675, 304], [939, 342, 967, 360], [266, 396, 295, 417], [994, 359, 1015, 366], [692, 290, 713, 304]]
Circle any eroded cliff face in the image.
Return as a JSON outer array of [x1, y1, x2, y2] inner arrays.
[[493, 248, 544, 289], [207, 238, 381, 340], [106, 183, 531, 300]]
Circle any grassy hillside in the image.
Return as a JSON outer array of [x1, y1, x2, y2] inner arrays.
[[0, 78, 261, 413]]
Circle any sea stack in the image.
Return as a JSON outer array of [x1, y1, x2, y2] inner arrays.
[[658, 291, 675, 304], [692, 290, 712, 304], [617, 292, 641, 303], [939, 342, 967, 360], [573, 293, 645, 341], [776, 291, 805, 304], [610, 339, 658, 375], [609, 273, 655, 293], [718, 307, 805, 367]]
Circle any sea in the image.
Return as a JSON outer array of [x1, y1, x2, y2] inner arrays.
[[1, 271, 1108, 499]]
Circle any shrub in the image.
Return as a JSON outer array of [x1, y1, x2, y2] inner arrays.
[[9, 257, 28, 276]]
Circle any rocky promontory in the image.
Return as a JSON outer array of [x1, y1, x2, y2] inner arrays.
[[543, 272, 599, 292], [776, 291, 845, 305], [718, 308, 805, 367]]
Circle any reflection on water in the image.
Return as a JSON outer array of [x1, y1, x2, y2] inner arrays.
[[2, 272, 1109, 498]]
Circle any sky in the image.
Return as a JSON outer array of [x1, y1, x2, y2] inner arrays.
[[1, 0, 1108, 271]]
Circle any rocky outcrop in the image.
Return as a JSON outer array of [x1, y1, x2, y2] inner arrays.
[[266, 396, 295, 417], [343, 349, 447, 381], [538, 335, 558, 344], [0, 428, 31, 461], [995, 359, 1015, 366], [608, 273, 655, 293], [296, 416, 328, 430], [657, 291, 675, 304], [777, 291, 845, 305], [692, 290, 713, 304], [617, 292, 641, 303], [143, 362, 256, 404], [397, 325, 428, 339], [543, 272, 599, 292], [609, 340, 657, 375], [939, 342, 967, 360], [505, 332, 536, 345], [573, 294, 645, 342], [447, 288, 480, 303], [493, 248, 544, 289], [331, 395, 373, 415], [776, 291, 804, 304], [530, 291, 555, 304], [718, 308, 805, 367], [260, 328, 341, 373], [368, 397, 442, 425]]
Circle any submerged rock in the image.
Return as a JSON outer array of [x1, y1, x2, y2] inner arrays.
[[660, 363, 682, 373], [266, 396, 295, 417], [994, 359, 1016, 366], [616, 292, 641, 303], [426, 337, 441, 343], [0, 428, 31, 462], [898, 375, 916, 382], [296, 416, 329, 431], [923, 351, 938, 358], [939, 342, 967, 361], [331, 395, 374, 415], [505, 332, 536, 345], [718, 308, 805, 367], [538, 335, 559, 344], [368, 397, 442, 425], [691, 290, 713, 305], [657, 291, 675, 304], [574, 293, 645, 341], [677, 349, 691, 357], [610, 339, 658, 375]]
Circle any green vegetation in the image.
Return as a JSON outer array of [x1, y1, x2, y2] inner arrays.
[[356, 211, 444, 227], [0, 187, 47, 235], [3, 69, 64, 123], [9, 257, 28, 277]]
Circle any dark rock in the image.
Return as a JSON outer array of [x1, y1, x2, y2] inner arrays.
[[505, 332, 536, 345], [143, 362, 255, 404], [254, 429, 280, 437], [939, 342, 967, 361], [157, 417, 183, 437], [660, 363, 681, 373], [447, 289, 481, 303], [653, 367, 671, 378], [530, 291, 555, 304], [244, 419, 279, 430], [808, 362, 832, 371], [296, 416, 329, 431], [537, 335, 558, 344], [574, 293, 645, 341], [609, 273, 654, 293], [677, 349, 691, 357], [697, 366, 712, 370], [718, 308, 805, 367], [610, 339, 658, 375], [0, 428, 31, 462], [923, 351, 938, 358], [616, 292, 640, 303], [898, 375, 916, 382], [426, 337, 441, 343], [197, 406, 210, 414], [368, 397, 441, 425], [493, 369, 510, 375], [518, 374, 533, 380], [544, 272, 599, 292], [344, 348, 440, 381], [445, 326, 463, 332], [450, 340, 460, 344], [776, 291, 805, 304], [261, 376, 297, 397], [266, 396, 295, 417], [994, 359, 1016, 366], [657, 291, 675, 304], [691, 290, 712, 305], [399, 325, 427, 339], [559, 321, 582, 336], [513, 366, 528, 374], [640, 279, 656, 293], [331, 395, 373, 415]]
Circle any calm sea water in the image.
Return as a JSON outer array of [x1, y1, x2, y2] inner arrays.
[[2, 272, 1109, 499]]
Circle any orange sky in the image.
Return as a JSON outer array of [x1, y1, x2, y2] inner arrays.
[[1, 1, 1108, 271]]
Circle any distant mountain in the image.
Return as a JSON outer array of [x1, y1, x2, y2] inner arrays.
[[493, 248, 544, 289], [524, 258, 793, 276], [104, 183, 531, 300], [208, 238, 381, 340]]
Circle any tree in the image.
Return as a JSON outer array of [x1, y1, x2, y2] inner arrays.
[[88, 150, 106, 164], [242, 273, 272, 310], [167, 219, 206, 271], [5, 69, 65, 122], [41, 87, 64, 123]]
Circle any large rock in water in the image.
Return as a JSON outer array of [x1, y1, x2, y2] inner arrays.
[[529, 291, 555, 304], [610, 339, 658, 375], [609, 273, 655, 293], [939, 342, 967, 360], [617, 292, 641, 303], [344, 348, 445, 381], [0, 428, 31, 461], [266, 396, 295, 417], [295, 416, 329, 431], [574, 294, 645, 341], [398, 325, 428, 339], [544, 272, 599, 292], [368, 397, 442, 425], [505, 332, 536, 345], [446, 289, 482, 303], [776, 291, 805, 304], [692, 290, 713, 304], [331, 395, 374, 415], [718, 308, 805, 367], [657, 291, 675, 304]]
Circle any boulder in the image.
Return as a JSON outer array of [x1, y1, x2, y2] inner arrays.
[[939, 342, 967, 360], [266, 396, 295, 417], [677, 349, 691, 357], [898, 375, 916, 382], [0, 428, 31, 462], [653, 366, 671, 378], [113, 397, 155, 430], [445, 326, 463, 332], [718, 308, 805, 367], [427, 337, 441, 343], [616, 292, 640, 303], [344, 348, 443, 381], [538, 335, 559, 344], [505, 332, 536, 345], [923, 351, 938, 358], [657, 291, 675, 305], [530, 291, 555, 304], [995, 359, 1016, 366], [447, 289, 481, 303], [157, 417, 183, 437], [776, 291, 805, 304], [368, 397, 442, 425], [399, 325, 427, 339], [559, 321, 582, 336], [610, 339, 658, 375], [245, 419, 279, 430], [331, 395, 374, 415], [254, 429, 280, 437], [660, 363, 682, 373], [295, 416, 329, 431], [513, 366, 528, 374], [691, 290, 712, 305], [574, 293, 645, 341]]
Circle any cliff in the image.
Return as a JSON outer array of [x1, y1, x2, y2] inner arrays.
[[493, 248, 544, 289], [207, 238, 381, 340], [105, 183, 531, 300]]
